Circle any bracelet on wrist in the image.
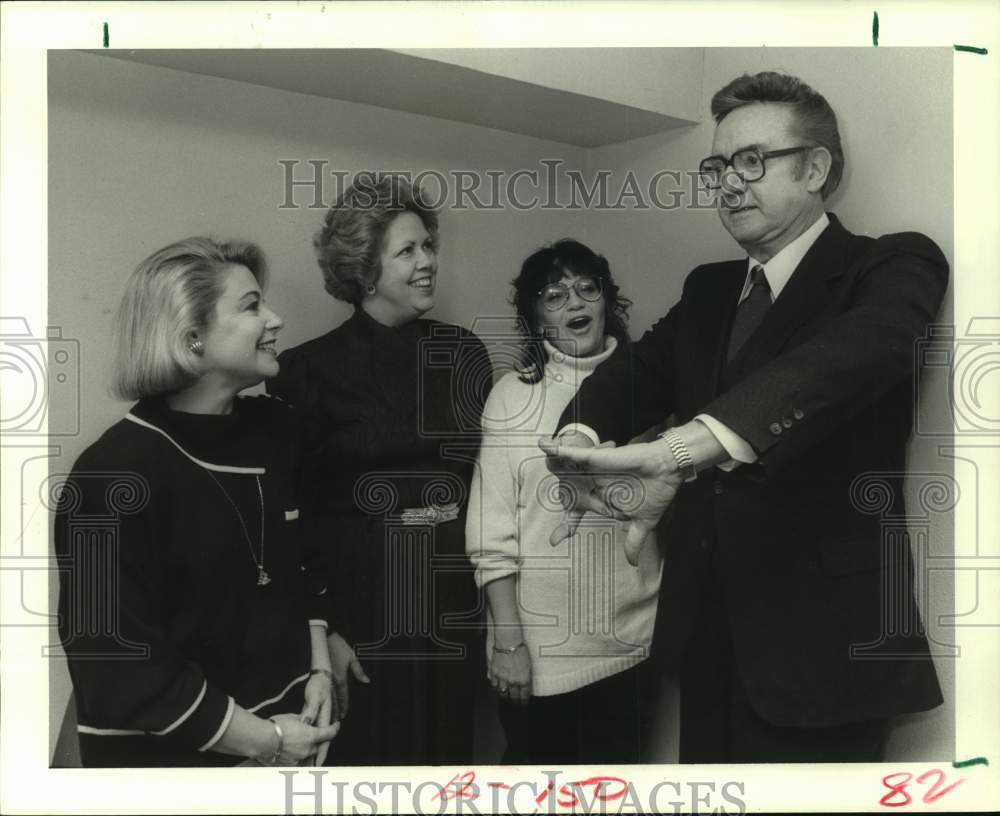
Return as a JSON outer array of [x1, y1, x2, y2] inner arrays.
[[308, 667, 335, 683], [492, 642, 525, 655], [255, 717, 284, 766]]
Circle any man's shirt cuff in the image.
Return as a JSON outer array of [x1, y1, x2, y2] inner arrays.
[[693, 414, 757, 471]]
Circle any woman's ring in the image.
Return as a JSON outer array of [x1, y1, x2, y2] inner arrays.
[[498, 686, 509, 695]]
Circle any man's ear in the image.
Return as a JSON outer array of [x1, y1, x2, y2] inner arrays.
[[804, 146, 833, 194]]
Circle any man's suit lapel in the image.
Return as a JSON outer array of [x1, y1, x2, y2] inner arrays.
[[723, 215, 851, 383]]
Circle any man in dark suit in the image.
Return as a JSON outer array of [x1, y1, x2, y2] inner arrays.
[[540, 71, 945, 763]]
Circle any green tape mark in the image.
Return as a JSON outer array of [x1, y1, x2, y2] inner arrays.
[[954, 45, 988, 55], [103, 22, 109, 48], [952, 756, 988, 768], [872, 11, 879, 47]]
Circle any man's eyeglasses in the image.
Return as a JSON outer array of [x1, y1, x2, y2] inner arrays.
[[538, 277, 603, 311], [698, 146, 811, 189]]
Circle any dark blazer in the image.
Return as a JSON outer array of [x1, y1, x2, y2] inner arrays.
[[560, 214, 946, 727]]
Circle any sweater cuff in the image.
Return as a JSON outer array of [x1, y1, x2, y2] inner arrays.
[[153, 679, 233, 752], [556, 423, 601, 446], [474, 562, 519, 589]]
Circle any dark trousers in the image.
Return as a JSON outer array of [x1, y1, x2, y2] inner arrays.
[[679, 581, 890, 763], [497, 663, 654, 765]]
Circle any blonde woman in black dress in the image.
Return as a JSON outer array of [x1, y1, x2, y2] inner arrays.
[[56, 237, 341, 767]]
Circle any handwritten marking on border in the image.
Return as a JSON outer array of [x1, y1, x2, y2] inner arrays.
[[952, 756, 988, 768]]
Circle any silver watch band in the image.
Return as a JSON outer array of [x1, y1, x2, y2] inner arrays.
[[658, 428, 698, 482]]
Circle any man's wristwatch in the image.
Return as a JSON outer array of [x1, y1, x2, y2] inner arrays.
[[657, 428, 698, 482]]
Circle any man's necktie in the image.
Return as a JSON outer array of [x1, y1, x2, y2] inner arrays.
[[726, 264, 772, 362]]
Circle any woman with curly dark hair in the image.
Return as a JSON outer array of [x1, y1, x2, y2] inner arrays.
[[466, 239, 662, 764], [268, 173, 492, 765]]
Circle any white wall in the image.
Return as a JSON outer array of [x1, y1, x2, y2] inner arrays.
[[48, 47, 955, 764], [395, 47, 705, 119]]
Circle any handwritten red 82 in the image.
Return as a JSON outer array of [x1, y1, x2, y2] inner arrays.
[[879, 769, 965, 807]]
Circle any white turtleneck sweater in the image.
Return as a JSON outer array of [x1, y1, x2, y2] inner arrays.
[[466, 337, 662, 696]]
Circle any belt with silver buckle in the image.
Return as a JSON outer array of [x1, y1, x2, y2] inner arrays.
[[399, 502, 460, 527]]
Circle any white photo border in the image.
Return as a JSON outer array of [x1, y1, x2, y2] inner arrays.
[[1, 1, 998, 813]]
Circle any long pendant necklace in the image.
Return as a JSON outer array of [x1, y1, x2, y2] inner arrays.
[[205, 471, 270, 586]]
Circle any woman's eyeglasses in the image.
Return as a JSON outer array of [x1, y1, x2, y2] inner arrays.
[[537, 277, 603, 311]]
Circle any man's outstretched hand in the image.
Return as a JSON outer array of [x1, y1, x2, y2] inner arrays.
[[537, 431, 604, 544], [539, 436, 684, 566]]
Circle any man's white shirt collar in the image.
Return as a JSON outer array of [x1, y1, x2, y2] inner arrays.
[[741, 212, 830, 302]]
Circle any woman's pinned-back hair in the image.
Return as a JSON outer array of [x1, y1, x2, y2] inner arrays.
[[511, 239, 631, 384], [314, 172, 440, 305], [111, 237, 267, 401]]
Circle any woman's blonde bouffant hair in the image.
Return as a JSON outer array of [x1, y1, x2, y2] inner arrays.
[[111, 237, 268, 400]]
